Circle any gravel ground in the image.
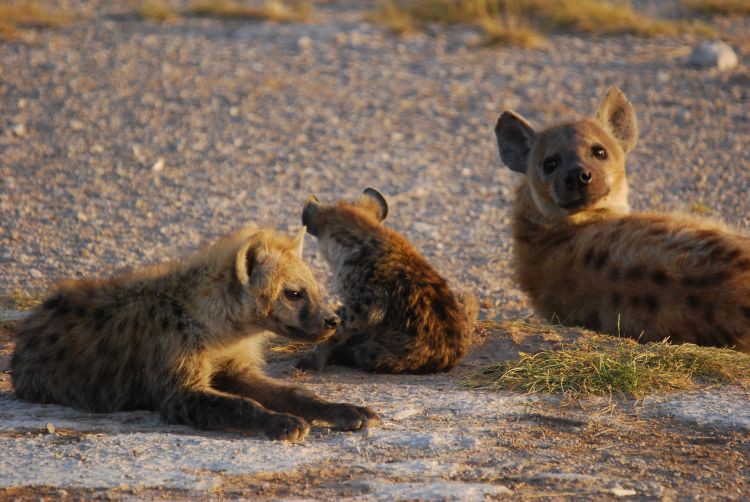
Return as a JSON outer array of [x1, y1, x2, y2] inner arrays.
[[1, 0, 749, 498]]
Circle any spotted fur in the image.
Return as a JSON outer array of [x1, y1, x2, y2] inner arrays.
[[11, 226, 379, 440], [296, 188, 478, 374], [495, 86, 750, 352]]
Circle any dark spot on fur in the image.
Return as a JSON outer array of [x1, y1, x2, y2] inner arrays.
[[624, 266, 644, 281], [629, 296, 641, 308], [161, 316, 170, 331], [43, 294, 64, 311], [584, 310, 601, 331], [583, 248, 594, 267], [742, 306, 750, 319], [651, 270, 669, 286], [704, 303, 716, 324], [56, 346, 67, 362], [647, 226, 668, 237], [713, 327, 734, 347], [432, 297, 448, 321], [736, 259, 750, 271], [46, 332, 59, 345], [172, 302, 184, 317], [686, 294, 701, 308], [611, 292, 622, 308], [683, 270, 729, 288], [547, 233, 574, 248], [352, 303, 363, 315], [593, 250, 609, 271], [74, 306, 87, 317], [94, 308, 110, 330], [148, 304, 157, 319], [644, 294, 659, 313], [176, 320, 186, 332], [608, 267, 620, 282], [362, 297, 372, 307]]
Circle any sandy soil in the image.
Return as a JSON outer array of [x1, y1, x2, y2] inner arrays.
[[1, 0, 749, 499]]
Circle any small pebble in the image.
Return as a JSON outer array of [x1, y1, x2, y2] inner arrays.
[[689, 41, 738, 70]]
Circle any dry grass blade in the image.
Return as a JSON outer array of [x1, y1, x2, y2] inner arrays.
[[189, 0, 309, 23], [371, 0, 714, 46], [0, 1, 74, 39], [139, 0, 179, 22], [683, 0, 750, 15], [465, 335, 750, 398]]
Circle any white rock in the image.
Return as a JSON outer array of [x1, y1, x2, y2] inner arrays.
[[689, 41, 738, 70], [297, 36, 312, 51], [151, 157, 165, 172]]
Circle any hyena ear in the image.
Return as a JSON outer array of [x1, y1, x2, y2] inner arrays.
[[360, 187, 388, 222], [595, 86, 638, 153], [302, 195, 323, 237], [292, 226, 305, 257], [495, 111, 537, 174], [235, 231, 270, 286]]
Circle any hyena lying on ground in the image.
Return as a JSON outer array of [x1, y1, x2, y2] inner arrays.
[[495, 86, 750, 352], [12, 226, 379, 440], [296, 188, 478, 373]]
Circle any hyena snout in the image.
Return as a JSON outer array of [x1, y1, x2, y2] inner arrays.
[[555, 165, 606, 209], [324, 314, 340, 329]]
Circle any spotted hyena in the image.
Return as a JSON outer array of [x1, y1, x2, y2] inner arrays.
[[296, 188, 478, 373], [494, 86, 750, 352], [12, 226, 379, 440]]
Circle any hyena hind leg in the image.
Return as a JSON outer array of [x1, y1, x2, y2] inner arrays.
[[212, 371, 379, 430], [160, 388, 310, 441]]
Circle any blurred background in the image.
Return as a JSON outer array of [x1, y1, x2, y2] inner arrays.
[[1, 0, 748, 320]]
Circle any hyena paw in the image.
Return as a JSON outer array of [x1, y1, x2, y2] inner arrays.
[[264, 413, 310, 441], [329, 403, 380, 431], [295, 353, 326, 372]]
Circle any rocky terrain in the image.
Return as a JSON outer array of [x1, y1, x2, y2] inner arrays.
[[1, 0, 749, 499]]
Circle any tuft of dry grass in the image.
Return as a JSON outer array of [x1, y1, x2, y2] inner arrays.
[[139, 0, 179, 22], [0, 1, 74, 40], [690, 199, 713, 214], [465, 335, 750, 398], [189, 0, 309, 23], [684, 0, 750, 15], [372, 0, 713, 47]]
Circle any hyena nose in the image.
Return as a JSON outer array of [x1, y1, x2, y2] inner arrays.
[[324, 315, 340, 329], [565, 168, 592, 189]]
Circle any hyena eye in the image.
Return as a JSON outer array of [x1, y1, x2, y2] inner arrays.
[[542, 157, 557, 175], [284, 289, 304, 301], [592, 146, 607, 160]]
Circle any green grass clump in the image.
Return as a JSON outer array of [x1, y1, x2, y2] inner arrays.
[[0, 1, 74, 40], [372, 0, 713, 47], [684, 0, 750, 15], [465, 335, 750, 398], [189, 0, 309, 22]]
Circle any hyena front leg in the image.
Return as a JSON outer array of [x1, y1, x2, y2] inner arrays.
[[160, 387, 310, 441], [212, 371, 379, 431]]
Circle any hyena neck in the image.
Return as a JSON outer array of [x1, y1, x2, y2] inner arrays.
[[515, 182, 624, 235]]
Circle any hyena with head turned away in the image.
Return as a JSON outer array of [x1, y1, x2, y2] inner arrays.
[[495, 86, 750, 352], [296, 188, 478, 374], [12, 225, 379, 441]]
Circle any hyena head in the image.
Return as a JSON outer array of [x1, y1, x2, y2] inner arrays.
[[301, 188, 388, 267], [495, 86, 638, 220], [234, 228, 339, 342]]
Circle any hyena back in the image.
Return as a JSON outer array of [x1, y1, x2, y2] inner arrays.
[[297, 188, 478, 374], [495, 86, 750, 352], [12, 226, 379, 440]]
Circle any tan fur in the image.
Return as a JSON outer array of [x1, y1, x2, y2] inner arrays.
[[297, 189, 478, 374], [11, 225, 379, 440], [496, 87, 750, 352]]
